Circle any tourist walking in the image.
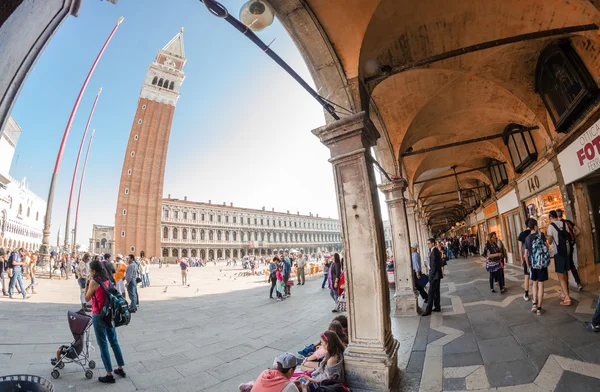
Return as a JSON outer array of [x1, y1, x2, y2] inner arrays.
[[180, 258, 188, 285], [296, 254, 306, 285], [518, 219, 533, 301], [484, 233, 505, 293], [283, 253, 292, 296], [269, 257, 278, 299], [25, 253, 37, 294], [524, 218, 550, 315], [275, 264, 285, 301], [0, 248, 7, 296], [8, 248, 27, 299], [75, 254, 90, 311], [422, 238, 443, 317], [557, 209, 583, 290], [411, 244, 428, 303], [144, 259, 150, 287], [547, 210, 572, 306], [322, 258, 330, 289], [103, 253, 116, 284], [125, 254, 138, 312], [84, 259, 126, 384], [329, 253, 342, 304], [114, 254, 127, 295]]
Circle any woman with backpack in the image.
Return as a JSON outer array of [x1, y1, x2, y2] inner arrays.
[[484, 233, 506, 293], [84, 259, 126, 384]]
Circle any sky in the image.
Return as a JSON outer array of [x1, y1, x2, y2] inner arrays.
[[9, 0, 358, 249]]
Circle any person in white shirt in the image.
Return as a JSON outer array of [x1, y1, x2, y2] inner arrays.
[[547, 210, 571, 306]]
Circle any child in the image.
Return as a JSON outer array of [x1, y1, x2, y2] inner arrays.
[[298, 331, 345, 389], [276, 265, 285, 301]]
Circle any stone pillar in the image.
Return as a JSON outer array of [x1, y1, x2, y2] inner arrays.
[[379, 183, 418, 316], [313, 112, 399, 391]]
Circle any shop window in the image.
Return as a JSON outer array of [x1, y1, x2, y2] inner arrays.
[[535, 41, 598, 133], [489, 161, 508, 191]]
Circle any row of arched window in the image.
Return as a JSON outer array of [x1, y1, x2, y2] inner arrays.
[[16, 204, 39, 221], [151, 76, 174, 90], [162, 227, 341, 243], [3, 221, 42, 240]]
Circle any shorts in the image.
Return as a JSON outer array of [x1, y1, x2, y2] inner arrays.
[[554, 254, 571, 274], [530, 267, 548, 282]]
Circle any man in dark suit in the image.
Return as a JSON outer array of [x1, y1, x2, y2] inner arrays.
[[422, 238, 443, 317]]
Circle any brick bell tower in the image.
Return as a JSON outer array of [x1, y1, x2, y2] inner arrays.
[[114, 29, 186, 258]]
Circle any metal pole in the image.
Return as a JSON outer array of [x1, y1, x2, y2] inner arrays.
[[64, 88, 102, 254], [73, 130, 95, 257], [40, 17, 123, 264]]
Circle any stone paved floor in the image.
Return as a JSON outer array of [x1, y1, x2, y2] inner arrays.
[[404, 256, 600, 392]]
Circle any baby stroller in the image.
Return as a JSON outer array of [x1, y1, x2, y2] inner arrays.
[[50, 310, 95, 380]]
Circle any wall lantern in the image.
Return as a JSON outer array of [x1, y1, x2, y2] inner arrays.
[[503, 123, 538, 174], [466, 190, 479, 209], [489, 161, 508, 191]]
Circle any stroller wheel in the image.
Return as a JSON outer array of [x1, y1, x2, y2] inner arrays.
[[88, 360, 96, 369], [85, 370, 93, 379], [57, 361, 65, 369], [51, 370, 60, 379]]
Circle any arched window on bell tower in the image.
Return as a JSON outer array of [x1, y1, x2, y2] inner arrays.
[[169, 81, 174, 90], [158, 78, 164, 87], [152, 76, 158, 85], [163, 79, 169, 88]]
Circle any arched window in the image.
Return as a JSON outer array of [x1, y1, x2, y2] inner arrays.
[[225, 231, 229, 241], [162, 248, 169, 257], [536, 41, 598, 133], [152, 76, 158, 85], [163, 79, 169, 88], [182, 228, 187, 240], [169, 81, 174, 90], [36, 212, 39, 221], [191, 229, 196, 240], [163, 227, 168, 239], [209, 230, 213, 240], [200, 230, 205, 240], [18, 204, 22, 216], [217, 230, 221, 241], [233, 231, 237, 241], [182, 249, 188, 257], [101, 238, 107, 248], [26, 207, 30, 217], [172, 249, 179, 257], [158, 78, 164, 87], [172, 228, 178, 239]]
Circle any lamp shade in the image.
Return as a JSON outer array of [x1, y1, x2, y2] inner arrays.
[[240, 0, 275, 32]]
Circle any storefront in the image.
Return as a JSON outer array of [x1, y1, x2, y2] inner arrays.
[[476, 210, 485, 255], [518, 161, 563, 234], [558, 118, 600, 274], [496, 189, 522, 265]]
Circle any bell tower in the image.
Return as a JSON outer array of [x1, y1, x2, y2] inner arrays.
[[114, 29, 186, 257]]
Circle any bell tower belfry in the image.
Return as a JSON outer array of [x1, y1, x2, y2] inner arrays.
[[114, 29, 186, 257]]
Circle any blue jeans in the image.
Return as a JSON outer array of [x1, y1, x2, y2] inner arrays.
[[9, 271, 25, 298], [92, 314, 124, 373], [592, 296, 600, 326], [322, 273, 328, 288], [127, 281, 137, 310], [330, 288, 338, 302], [141, 274, 147, 287], [144, 273, 150, 287]]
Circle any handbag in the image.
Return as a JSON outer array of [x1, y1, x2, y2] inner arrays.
[[286, 280, 294, 287], [135, 277, 142, 283], [335, 292, 347, 312], [416, 274, 429, 287]]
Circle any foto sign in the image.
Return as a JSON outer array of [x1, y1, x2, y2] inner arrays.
[[558, 118, 600, 184]]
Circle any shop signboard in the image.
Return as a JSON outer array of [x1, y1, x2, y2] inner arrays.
[[476, 210, 485, 222], [517, 161, 557, 200], [497, 189, 519, 215], [484, 203, 498, 218], [557, 118, 600, 184]]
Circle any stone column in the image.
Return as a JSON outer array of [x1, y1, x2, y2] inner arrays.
[[313, 112, 399, 391], [379, 183, 418, 316]]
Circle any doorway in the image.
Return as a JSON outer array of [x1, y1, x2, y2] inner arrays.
[[586, 181, 600, 264]]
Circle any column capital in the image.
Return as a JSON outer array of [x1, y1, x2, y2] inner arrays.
[[312, 112, 380, 159], [378, 180, 409, 202]]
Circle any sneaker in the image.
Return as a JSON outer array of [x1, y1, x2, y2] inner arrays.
[[584, 321, 600, 332], [523, 293, 530, 301], [501, 288, 507, 294], [558, 292, 566, 300], [491, 289, 496, 293], [531, 304, 537, 313], [98, 375, 115, 383], [51, 358, 57, 366], [578, 284, 584, 291], [277, 298, 282, 302], [560, 299, 572, 306], [114, 368, 126, 378], [536, 308, 544, 316]]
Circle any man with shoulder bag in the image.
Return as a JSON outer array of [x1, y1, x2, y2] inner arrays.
[[422, 238, 443, 317]]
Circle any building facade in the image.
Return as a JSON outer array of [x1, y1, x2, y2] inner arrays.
[[160, 198, 342, 260], [0, 116, 45, 251], [89, 224, 114, 255], [114, 30, 186, 258]]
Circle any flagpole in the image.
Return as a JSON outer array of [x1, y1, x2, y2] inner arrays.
[[40, 17, 124, 265], [64, 88, 101, 254], [73, 130, 95, 256]]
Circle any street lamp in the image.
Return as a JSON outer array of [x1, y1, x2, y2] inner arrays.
[[198, 0, 339, 120]]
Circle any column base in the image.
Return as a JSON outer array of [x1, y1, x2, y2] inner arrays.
[[394, 288, 418, 316], [344, 339, 401, 391]]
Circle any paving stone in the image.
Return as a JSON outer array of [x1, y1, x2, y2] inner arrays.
[[555, 370, 600, 392], [478, 336, 527, 364], [472, 321, 512, 341], [510, 321, 555, 345], [443, 377, 467, 391], [406, 350, 426, 373], [574, 340, 600, 365], [443, 333, 479, 354], [485, 359, 537, 388], [412, 335, 428, 352], [443, 351, 483, 367], [467, 309, 501, 324], [427, 328, 446, 344], [523, 340, 582, 371], [443, 314, 473, 333], [548, 320, 600, 348]]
